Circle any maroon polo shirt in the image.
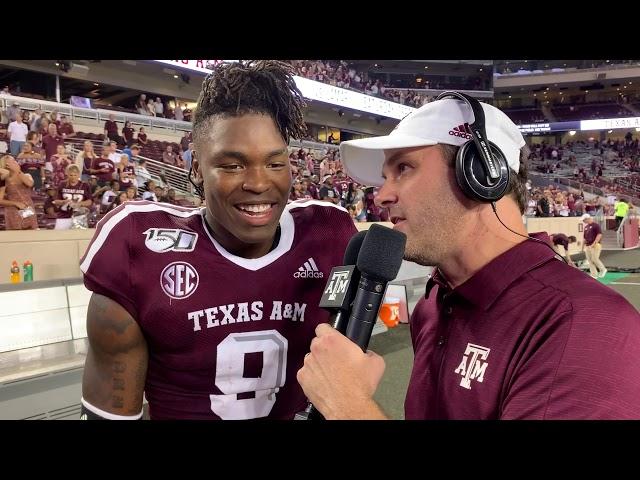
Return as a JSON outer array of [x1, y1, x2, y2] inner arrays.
[[104, 120, 118, 135], [123, 127, 134, 143], [583, 222, 601, 246], [405, 234, 640, 419], [42, 134, 65, 160]]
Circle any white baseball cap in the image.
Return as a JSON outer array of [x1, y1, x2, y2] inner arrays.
[[340, 98, 526, 186], [580, 213, 591, 221]]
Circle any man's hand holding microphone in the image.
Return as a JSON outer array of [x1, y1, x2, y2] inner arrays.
[[296, 224, 406, 420]]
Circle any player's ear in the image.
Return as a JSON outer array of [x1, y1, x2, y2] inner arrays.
[[191, 151, 203, 185]]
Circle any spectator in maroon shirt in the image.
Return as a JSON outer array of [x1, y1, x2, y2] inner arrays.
[[549, 233, 577, 265], [136, 127, 148, 146], [117, 154, 136, 189], [16, 141, 45, 191], [298, 96, 640, 419], [581, 213, 607, 278], [162, 145, 177, 165], [49, 144, 72, 188], [303, 177, 319, 199], [103, 114, 123, 146], [38, 116, 50, 142], [122, 121, 135, 147], [58, 116, 75, 139], [182, 104, 192, 121], [42, 123, 65, 161], [53, 164, 93, 229], [180, 131, 191, 152], [90, 152, 116, 187]]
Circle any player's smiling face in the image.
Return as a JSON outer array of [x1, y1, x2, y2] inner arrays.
[[194, 114, 292, 258]]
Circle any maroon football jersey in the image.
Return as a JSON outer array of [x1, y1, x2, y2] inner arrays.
[[57, 181, 92, 218], [91, 157, 116, 183], [80, 200, 357, 420]]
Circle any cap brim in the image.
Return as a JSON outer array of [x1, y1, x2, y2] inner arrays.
[[340, 133, 438, 186]]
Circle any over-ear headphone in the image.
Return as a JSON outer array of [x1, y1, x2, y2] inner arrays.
[[435, 91, 510, 202], [435, 92, 568, 264]]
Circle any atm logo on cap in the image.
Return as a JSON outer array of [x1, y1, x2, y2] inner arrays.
[[449, 123, 473, 140]]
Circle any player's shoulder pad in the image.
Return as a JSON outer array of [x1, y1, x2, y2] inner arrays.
[[80, 201, 203, 273], [285, 199, 349, 215]]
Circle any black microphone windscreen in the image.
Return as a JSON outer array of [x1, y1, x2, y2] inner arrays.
[[356, 224, 406, 281], [343, 230, 367, 265]]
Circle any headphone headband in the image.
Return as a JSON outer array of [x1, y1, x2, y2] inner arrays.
[[435, 91, 500, 180]]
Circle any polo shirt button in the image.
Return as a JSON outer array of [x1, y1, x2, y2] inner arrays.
[[437, 336, 446, 346], [445, 306, 453, 315]]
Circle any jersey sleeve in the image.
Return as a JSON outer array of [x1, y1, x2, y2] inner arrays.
[[80, 204, 138, 319], [289, 200, 358, 260]]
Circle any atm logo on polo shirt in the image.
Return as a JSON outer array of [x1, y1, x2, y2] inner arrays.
[[454, 343, 490, 389]]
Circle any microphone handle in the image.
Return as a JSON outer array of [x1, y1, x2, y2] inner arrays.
[[331, 309, 349, 335], [295, 310, 348, 420], [345, 276, 385, 352]]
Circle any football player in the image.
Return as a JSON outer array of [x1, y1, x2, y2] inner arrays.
[[80, 61, 357, 419]]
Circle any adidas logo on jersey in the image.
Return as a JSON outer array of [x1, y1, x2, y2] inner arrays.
[[293, 258, 324, 278], [448, 123, 473, 140]]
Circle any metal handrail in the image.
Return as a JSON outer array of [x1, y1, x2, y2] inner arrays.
[[68, 146, 192, 197], [0, 94, 192, 133], [616, 211, 639, 248]]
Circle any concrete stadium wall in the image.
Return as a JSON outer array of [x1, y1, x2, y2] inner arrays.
[[0, 217, 601, 285]]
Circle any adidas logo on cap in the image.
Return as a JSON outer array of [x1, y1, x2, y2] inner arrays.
[[293, 257, 324, 278], [448, 123, 473, 140]]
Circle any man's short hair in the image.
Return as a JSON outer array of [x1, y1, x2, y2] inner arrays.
[[66, 164, 80, 175]]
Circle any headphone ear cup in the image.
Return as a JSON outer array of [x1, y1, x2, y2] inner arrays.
[[455, 141, 510, 202]]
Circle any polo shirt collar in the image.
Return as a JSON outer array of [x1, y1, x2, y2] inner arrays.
[[425, 234, 558, 311]]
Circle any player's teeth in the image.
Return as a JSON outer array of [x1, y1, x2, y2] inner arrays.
[[239, 204, 271, 212]]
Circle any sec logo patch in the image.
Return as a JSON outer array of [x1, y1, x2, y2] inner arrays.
[[161, 261, 199, 299]]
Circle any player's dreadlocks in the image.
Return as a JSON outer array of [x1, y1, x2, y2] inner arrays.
[[189, 60, 307, 199]]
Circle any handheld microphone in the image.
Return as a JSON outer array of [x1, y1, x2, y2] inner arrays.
[[345, 224, 406, 351], [294, 226, 405, 420], [294, 231, 366, 421], [319, 230, 367, 334]]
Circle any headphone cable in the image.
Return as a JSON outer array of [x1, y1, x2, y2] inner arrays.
[[490, 202, 569, 265]]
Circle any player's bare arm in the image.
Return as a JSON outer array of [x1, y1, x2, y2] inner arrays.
[[82, 293, 148, 416]]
